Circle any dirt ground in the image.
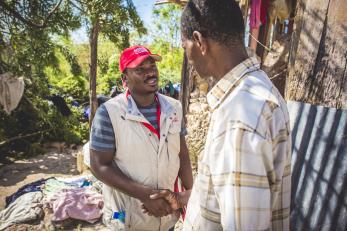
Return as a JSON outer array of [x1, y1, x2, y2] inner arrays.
[[0, 147, 81, 210], [0, 147, 183, 231], [0, 147, 108, 230]]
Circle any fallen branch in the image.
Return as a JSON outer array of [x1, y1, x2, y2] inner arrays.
[[0, 129, 53, 147]]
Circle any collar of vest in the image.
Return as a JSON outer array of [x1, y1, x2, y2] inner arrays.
[[123, 93, 176, 122]]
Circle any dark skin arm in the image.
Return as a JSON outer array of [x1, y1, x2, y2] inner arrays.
[[178, 135, 193, 190], [90, 149, 172, 217]]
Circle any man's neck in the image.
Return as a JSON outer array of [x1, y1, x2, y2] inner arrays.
[[211, 45, 248, 81], [130, 91, 156, 107]]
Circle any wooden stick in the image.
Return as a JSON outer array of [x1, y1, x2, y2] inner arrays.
[[0, 129, 53, 146]]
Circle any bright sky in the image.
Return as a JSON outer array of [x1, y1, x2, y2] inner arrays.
[[71, 0, 157, 44]]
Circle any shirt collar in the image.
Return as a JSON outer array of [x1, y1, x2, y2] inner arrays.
[[124, 91, 175, 117], [207, 56, 260, 110]]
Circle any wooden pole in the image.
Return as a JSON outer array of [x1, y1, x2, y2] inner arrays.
[[89, 21, 99, 128]]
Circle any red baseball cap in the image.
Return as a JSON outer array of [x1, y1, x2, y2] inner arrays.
[[119, 45, 162, 73]]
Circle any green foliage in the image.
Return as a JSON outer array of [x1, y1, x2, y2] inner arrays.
[[97, 51, 122, 95], [0, 0, 187, 157], [0, 26, 88, 153], [56, 75, 88, 100], [0, 80, 89, 155], [152, 4, 182, 48], [44, 104, 89, 144], [44, 39, 88, 101], [147, 4, 184, 86], [72, 43, 90, 77], [79, 0, 146, 50], [0, 0, 133, 153], [150, 42, 183, 86], [0, 0, 81, 75], [56, 42, 82, 76], [70, 39, 122, 96]]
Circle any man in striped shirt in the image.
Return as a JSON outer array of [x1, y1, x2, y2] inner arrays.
[[90, 45, 193, 230], [151, 0, 291, 230]]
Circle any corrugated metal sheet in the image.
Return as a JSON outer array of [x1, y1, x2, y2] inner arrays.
[[288, 101, 347, 231]]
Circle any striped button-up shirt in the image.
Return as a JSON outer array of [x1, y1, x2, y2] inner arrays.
[[183, 57, 291, 231]]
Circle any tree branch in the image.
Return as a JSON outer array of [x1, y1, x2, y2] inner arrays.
[[68, 0, 85, 14], [0, 0, 63, 29], [0, 129, 53, 147], [155, 0, 187, 6]]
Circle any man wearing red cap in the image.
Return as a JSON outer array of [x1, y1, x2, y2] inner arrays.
[[90, 45, 193, 230]]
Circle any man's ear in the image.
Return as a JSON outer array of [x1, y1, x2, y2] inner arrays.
[[192, 31, 208, 55], [121, 73, 127, 81]]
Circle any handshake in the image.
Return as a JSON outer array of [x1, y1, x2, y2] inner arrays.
[[140, 189, 191, 217]]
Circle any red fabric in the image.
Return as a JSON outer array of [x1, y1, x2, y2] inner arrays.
[[119, 45, 161, 72], [250, 0, 270, 28], [250, 0, 261, 29], [125, 90, 160, 139], [260, 0, 270, 25], [140, 100, 160, 139]]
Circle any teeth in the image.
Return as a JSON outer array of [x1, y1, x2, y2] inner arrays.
[[147, 78, 157, 84]]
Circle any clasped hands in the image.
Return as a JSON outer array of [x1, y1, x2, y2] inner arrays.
[[141, 189, 183, 217]]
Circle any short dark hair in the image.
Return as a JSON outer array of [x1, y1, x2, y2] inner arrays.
[[181, 0, 245, 46]]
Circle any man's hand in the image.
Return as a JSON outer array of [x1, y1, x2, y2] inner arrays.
[[141, 195, 173, 217], [141, 189, 182, 216], [150, 189, 181, 210], [143, 189, 192, 215]]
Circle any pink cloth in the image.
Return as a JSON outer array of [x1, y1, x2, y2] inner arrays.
[[250, 0, 261, 29], [49, 187, 103, 223], [250, 0, 270, 28]]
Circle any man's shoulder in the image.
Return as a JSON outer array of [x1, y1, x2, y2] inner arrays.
[[233, 70, 281, 106], [104, 93, 127, 108], [157, 93, 181, 108], [217, 71, 287, 137]]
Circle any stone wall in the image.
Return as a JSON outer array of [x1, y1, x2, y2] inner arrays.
[[185, 72, 215, 169]]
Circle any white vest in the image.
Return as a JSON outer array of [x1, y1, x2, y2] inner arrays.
[[102, 93, 182, 231]]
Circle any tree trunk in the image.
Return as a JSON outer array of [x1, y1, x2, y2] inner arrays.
[[285, 0, 347, 109], [89, 21, 99, 128]]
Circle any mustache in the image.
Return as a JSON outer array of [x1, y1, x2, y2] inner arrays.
[[144, 76, 158, 82]]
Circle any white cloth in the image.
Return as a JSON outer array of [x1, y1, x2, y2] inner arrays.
[[0, 72, 25, 114], [83, 142, 91, 168], [55, 175, 89, 187], [0, 192, 43, 230]]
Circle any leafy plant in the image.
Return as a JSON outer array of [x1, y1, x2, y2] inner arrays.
[[149, 4, 184, 86]]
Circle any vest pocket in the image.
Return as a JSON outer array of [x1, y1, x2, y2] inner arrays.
[[167, 124, 181, 156], [126, 198, 161, 230]]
